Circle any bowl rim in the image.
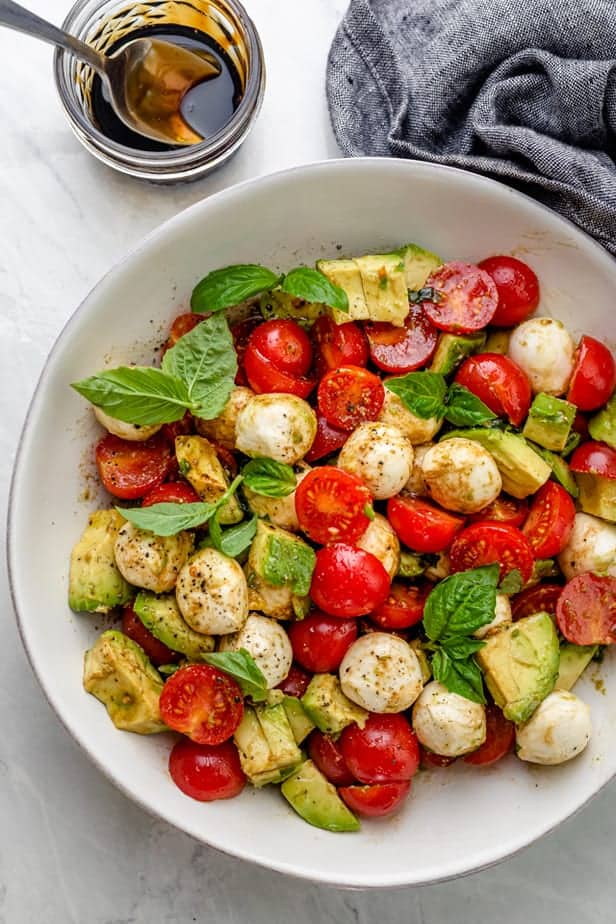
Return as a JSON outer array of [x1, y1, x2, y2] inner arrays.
[[8, 156, 616, 889]]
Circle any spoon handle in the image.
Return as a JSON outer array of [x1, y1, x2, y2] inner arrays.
[[0, 0, 105, 72]]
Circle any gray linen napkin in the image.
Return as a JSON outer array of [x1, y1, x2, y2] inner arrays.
[[326, 0, 616, 253]]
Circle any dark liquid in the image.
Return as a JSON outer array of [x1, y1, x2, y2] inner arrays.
[[90, 26, 243, 152]]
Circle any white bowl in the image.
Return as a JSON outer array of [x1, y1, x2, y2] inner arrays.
[[8, 158, 616, 888]]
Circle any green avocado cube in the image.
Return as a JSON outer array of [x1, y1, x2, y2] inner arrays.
[[301, 674, 367, 735], [589, 393, 616, 449], [68, 509, 132, 614], [133, 591, 215, 660], [429, 332, 486, 375], [233, 703, 302, 787], [441, 429, 551, 498], [398, 243, 442, 291], [316, 258, 369, 322], [575, 472, 616, 522], [175, 435, 243, 525], [522, 393, 576, 452], [555, 644, 598, 691], [281, 760, 360, 833]]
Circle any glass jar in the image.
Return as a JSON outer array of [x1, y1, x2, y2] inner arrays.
[[54, 0, 265, 183]]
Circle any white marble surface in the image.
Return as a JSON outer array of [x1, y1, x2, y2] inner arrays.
[[2, 1, 616, 920]]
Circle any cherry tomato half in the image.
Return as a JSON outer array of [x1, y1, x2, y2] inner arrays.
[[304, 413, 349, 463], [163, 312, 204, 354], [511, 583, 563, 621], [370, 583, 429, 630], [248, 319, 313, 377], [478, 255, 540, 328], [276, 663, 313, 698], [468, 494, 528, 528], [568, 335, 616, 412], [121, 603, 178, 667], [455, 353, 532, 427], [317, 365, 385, 432], [570, 441, 616, 479], [556, 573, 616, 646], [522, 481, 576, 558], [231, 315, 261, 386], [339, 781, 410, 818], [288, 611, 358, 673], [340, 714, 420, 783], [422, 262, 498, 333], [311, 315, 369, 377], [141, 481, 201, 506], [463, 704, 515, 766], [169, 738, 246, 802], [308, 731, 356, 786], [95, 433, 172, 500], [243, 342, 315, 398], [365, 305, 438, 374], [295, 466, 372, 545], [387, 495, 464, 553], [449, 521, 535, 582], [159, 664, 244, 745], [310, 543, 391, 618]]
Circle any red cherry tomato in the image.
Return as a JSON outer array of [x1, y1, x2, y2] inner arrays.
[[477, 255, 540, 327], [304, 413, 349, 463], [463, 704, 515, 766], [511, 583, 563, 621], [339, 781, 410, 817], [387, 495, 465, 553], [288, 611, 358, 673], [243, 343, 315, 398], [275, 663, 313, 698], [231, 316, 261, 385], [449, 521, 535, 582], [556, 573, 616, 645], [159, 664, 244, 745], [420, 747, 456, 769], [169, 739, 246, 802], [295, 466, 372, 545], [455, 354, 532, 427], [141, 481, 201, 506], [568, 335, 616, 412], [160, 411, 194, 446], [364, 305, 438, 374], [312, 315, 369, 377], [522, 481, 576, 558], [317, 365, 385, 431], [163, 312, 204, 354], [370, 582, 429, 630], [572, 411, 590, 440], [248, 319, 313, 377], [570, 441, 616, 478], [421, 262, 498, 333], [121, 603, 178, 667], [310, 543, 391, 618], [95, 433, 172, 500], [340, 714, 420, 783], [468, 494, 528, 528], [308, 731, 356, 786]]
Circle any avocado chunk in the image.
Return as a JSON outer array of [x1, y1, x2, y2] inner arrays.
[[281, 760, 360, 833], [430, 332, 486, 375], [483, 330, 510, 354], [589, 393, 616, 449], [399, 243, 442, 291], [555, 643, 598, 691], [316, 258, 369, 322], [69, 509, 133, 614], [441, 429, 551, 499], [233, 702, 302, 786], [245, 521, 314, 619], [83, 630, 167, 734], [133, 591, 215, 660], [302, 674, 368, 735], [174, 435, 242, 525], [282, 695, 315, 744], [355, 253, 409, 327], [259, 290, 326, 329], [527, 444, 579, 498], [397, 550, 427, 579], [476, 612, 560, 723], [575, 472, 616, 522], [522, 393, 576, 452]]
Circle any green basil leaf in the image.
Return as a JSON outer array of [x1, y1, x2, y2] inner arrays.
[[71, 367, 190, 425], [262, 535, 316, 597], [385, 372, 447, 420], [432, 649, 486, 703], [162, 313, 237, 421], [445, 383, 497, 427], [498, 568, 524, 596], [209, 513, 258, 558], [203, 649, 268, 702], [116, 501, 217, 535], [423, 564, 500, 641], [441, 636, 486, 660], [281, 267, 349, 313], [242, 458, 297, 497], [159, 663, 182, 677], [191, 264, 282, 314], [430, 647, 451, 683]]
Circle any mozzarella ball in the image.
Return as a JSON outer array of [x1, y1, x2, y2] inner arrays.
[[339, 633, 424, 713], [558, 512, 616, 580], [338, 423, 414, 500], [235, 394, 317, 464], [176, 548, 248, 635], [473, 594, 512, 639], [379, 389, 442, 444], [412, 681, 487, 757], [218, 614, 292, 688], [508, 318, 575, 395], [402, 442, 434, 497], [114, 524, 192, 593], [93, 406, 161, 442], [243, 463, 310, 532], [421, 438, 502, 514], [356, 513, 400, 579], [195, 386, 254, 450], [516, 691, 591, 765]]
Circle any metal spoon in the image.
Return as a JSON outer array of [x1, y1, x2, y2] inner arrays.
[[0, 0, 222, 146]]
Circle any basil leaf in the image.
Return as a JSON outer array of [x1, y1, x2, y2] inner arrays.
[[423, 564, 500, 641], [159, 663, 182, 677], [281, 267, 349, 313], [203, 649, 268, 702], [191, 264, 282, 314], [445, 383, 497, 427], [162, 313, 237, 421], [72, 367, 190, 425], [116, 501, 217, 535], [432, 649, 486, 704], [441, 636, 486, 660], [242, 458, 297, 498], [409, 286, 442, 304], [209, 513, 258, 558], [498, 568, 523, 596], [385, 372, 447, 420], [263, 535, 316, 597]]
